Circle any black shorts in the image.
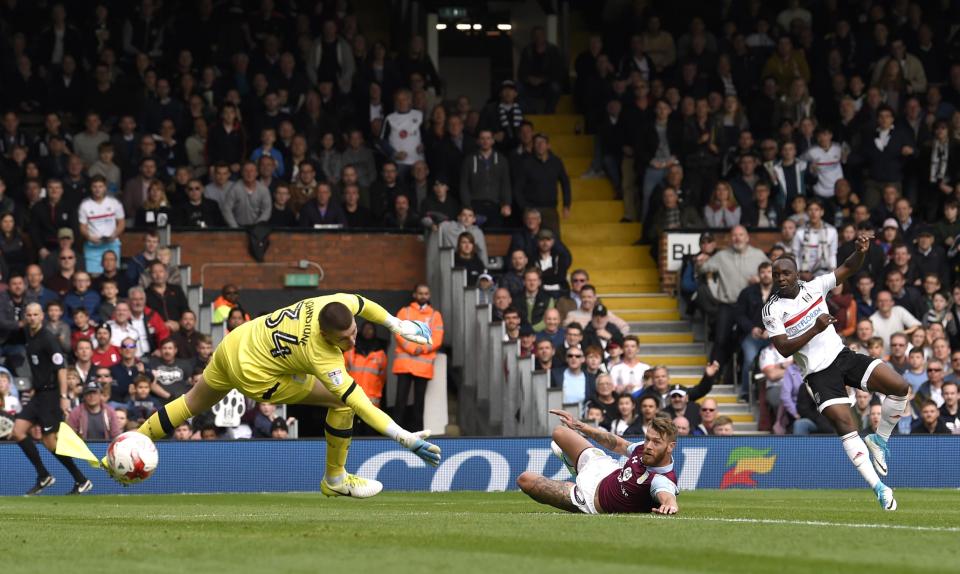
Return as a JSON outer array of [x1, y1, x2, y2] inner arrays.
[[15, 392, 63, 434], [804, 348, 883, 413]]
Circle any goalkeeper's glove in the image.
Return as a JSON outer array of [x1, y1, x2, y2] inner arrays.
[[392, 319, 433, 346], [403, 429, 441, 467]]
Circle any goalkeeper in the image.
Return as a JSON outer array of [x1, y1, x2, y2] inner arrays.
[[124, 293, 442, 497]]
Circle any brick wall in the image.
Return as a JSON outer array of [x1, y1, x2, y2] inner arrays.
[[658, 230, 781, 293], [120, 230, 426, 290]]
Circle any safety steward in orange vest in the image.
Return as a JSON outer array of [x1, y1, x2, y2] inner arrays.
[[392, 284, 444, 429], [344, 323, 388, 407]]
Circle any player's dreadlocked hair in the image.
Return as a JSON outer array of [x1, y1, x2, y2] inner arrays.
[[649, 417, 678, 444]]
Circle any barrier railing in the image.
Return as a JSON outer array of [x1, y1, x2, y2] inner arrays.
[[426, 231, 558, 436]]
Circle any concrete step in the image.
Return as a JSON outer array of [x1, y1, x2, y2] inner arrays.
[[637, 354, 706, 366], [636, 343, 705, 355], [571, 178, 615, 201], [627, 320, 692, 333], [588, 268, 662, 286], [604, 297, 678, 311], [527, 114, 583, 136], [566, 200, 624, 223], [727, 414, 757, 423], [556, 95, 575, 114], [618, 309, 681, 321], [551, 134, 593, 157], [563, 222, 641, 245], [734, 422, 761, 432], [569, 245, 655, 269], [634, 332, 694, 344], [592, 282, 662, 293], [563, 157, 591, 175]]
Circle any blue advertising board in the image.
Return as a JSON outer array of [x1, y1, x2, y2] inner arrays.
[[1, 437, 957, 496]]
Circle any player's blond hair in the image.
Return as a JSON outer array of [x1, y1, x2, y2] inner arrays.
[[649, 417, 677, 443]]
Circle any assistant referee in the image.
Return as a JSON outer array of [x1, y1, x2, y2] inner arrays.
[[11, 302, 92, 495]]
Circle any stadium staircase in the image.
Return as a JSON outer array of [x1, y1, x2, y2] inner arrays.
[[528, 99, 758, 432]]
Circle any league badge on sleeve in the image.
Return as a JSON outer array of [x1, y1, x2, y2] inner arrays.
[[328, 369, 343, 387]]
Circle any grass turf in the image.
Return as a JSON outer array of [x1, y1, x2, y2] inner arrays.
[[1, 490, 958, 574]]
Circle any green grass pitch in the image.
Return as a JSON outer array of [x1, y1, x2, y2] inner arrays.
[[2, 490, 958, 574]]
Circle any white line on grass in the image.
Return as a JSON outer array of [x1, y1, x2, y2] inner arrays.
[[652, 516, 960, 533]]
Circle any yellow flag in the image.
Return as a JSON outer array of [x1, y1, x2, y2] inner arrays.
[[55, 422, 102, 468]]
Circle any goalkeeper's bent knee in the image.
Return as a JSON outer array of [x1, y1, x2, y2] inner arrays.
[[139, 396, 194, 440]]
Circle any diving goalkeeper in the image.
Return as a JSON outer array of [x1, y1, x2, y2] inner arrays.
[[117, 293, 441, 497]]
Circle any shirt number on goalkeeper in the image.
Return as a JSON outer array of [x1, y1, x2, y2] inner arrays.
[[270, 331, 299, 358]]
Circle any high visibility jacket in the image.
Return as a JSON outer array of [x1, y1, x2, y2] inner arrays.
[[392, 302, 444, 379], [344, 347, 388, 404]]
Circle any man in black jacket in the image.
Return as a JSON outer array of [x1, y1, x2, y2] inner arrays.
[[513, 134, 571, 238], [859, 104, 915, 208], [299, 181, 347, 227], [459, 129, 512, 228], [174, 179, 225, 228], [29, 179, 75, 260], [913, 226, 949, 282], [735, 261, 774, 402], [520, 267, 555, 333]]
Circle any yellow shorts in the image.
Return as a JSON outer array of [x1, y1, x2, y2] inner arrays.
[[203, 342, 317, 404]]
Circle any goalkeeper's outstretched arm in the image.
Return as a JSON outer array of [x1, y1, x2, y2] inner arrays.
[[352, 295, 432, 345]]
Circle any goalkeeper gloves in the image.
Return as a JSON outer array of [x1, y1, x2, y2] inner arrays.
[[402, 429, 442, 467], [392, 319, 433, 346]]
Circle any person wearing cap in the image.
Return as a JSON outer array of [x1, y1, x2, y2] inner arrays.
[[581, 302, 622, 352], [508, 207, 570, 263], [67, 378, 122, 441], [270, 416, 290, 439], [479, 80, 524, 153], [459, 129, 512, 228], [419, 176, 461, 227], [514, 134, 571, 238], [533, 228, 571, 293], [914, 225, 949, 280], [663, 385, 702, 428]]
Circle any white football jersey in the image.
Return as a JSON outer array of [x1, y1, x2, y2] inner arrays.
[[803, 143, 844, 198], [762, 272, 843, 376]]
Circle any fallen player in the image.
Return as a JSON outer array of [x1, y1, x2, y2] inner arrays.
[[517, 409, 679, 515]]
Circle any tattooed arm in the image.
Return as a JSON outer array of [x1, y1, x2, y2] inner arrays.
[[549, 409, 633, 456]]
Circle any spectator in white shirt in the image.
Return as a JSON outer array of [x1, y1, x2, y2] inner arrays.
[[78, 175, 125, 274], [870, 290, 922, 352], [803, 125, 844, 199], [791, 198, 838, 279], [608, 336, 650, 394]]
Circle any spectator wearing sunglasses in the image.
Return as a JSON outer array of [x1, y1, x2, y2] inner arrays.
[[554, 346, 596, 411], [110, 337, 148, 402], [692, 398, 720, 435]]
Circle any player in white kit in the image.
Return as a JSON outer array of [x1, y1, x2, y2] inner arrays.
[[762, 231, 909, 510]]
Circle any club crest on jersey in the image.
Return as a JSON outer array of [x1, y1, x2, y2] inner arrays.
[[619, 467, 633, 482], [328, 369, 343, 387], [801, 293, 813, 303]]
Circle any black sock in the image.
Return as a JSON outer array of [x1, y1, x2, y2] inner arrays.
[[56, 454, 87, 483], [18, 438, 50, 479]]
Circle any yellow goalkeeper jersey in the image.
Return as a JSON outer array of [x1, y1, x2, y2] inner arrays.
[[204, 293, 389, 403]]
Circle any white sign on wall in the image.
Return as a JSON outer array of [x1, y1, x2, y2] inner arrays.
[[665, 233, 703, 272]]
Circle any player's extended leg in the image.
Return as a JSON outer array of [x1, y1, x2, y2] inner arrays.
[[41, 431, 91, 494], [821, 403, 896, 510], [864, 364, 910, 477], [516, 472, 579, 512], [299, 379, 383, 498], [551, 425, 593, 477], [138, 376, 226, 440], [12, 418, 55, 495]]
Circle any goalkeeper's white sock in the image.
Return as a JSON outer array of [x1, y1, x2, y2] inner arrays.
[[876, 394, 907, 441], [841, 431, 880, 488]]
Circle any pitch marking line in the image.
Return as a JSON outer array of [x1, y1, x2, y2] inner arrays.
[[647, 516, 960, 532]]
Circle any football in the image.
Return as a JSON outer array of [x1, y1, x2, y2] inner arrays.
[[106, 432, 159, 484]]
